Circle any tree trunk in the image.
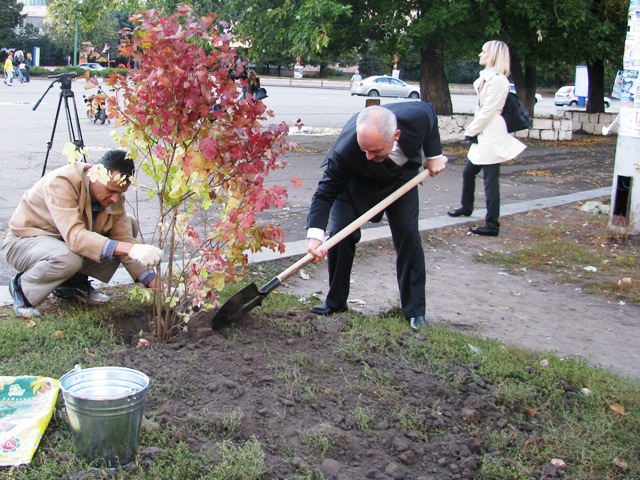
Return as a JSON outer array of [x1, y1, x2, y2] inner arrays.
[[510, 53, 537, 116], [419, 46, 452, 115], [586, 60, 605, 113], [524, 64, 537, 115]]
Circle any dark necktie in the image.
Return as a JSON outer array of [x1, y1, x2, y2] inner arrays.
[[382, 158, 401, 173]]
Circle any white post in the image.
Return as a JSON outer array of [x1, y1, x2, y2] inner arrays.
[[609, 1, 640, 235]]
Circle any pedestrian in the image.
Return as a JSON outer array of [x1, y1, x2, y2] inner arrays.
[[350, 69, 362, 87], [3, 150, 164, 318], [246, 70, 260, 96], [306, 103, 447, 331], [13, 50, 25, 84], [24, 52, 32, 83], [448, 40, 526, 236], [3, 52, 14, 86]]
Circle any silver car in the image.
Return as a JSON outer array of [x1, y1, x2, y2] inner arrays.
[[350, 75, 420, 98], [554, 86, 611, 108], [78, 62, 106, 71]]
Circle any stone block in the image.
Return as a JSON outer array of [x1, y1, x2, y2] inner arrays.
[[540, 129, 558, 141], [560, 119, 572, 130], [532, 118, 554, 129]]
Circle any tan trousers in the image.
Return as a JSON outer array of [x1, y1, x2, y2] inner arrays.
[[2, 216, 138, 307], [3, 233, 121, 306]]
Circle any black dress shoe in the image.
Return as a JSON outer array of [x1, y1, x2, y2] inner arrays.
[[447, 208, 472, 217], [470, 226, 499, 237], [310, 303, 348, 316]]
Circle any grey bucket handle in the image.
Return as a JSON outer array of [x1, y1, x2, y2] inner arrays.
[[128, 387, 138, 402]]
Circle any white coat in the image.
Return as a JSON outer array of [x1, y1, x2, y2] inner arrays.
[[464, 69, 526, 165]]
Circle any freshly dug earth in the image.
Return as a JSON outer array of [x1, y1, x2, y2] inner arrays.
[[61, 201, 638, 479], [110, 313, 495, 480]]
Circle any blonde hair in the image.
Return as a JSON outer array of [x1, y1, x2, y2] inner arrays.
[[483, 40, 510, 76]]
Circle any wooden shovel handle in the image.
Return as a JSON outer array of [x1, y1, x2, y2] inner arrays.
[[275, 168, 432, 284]]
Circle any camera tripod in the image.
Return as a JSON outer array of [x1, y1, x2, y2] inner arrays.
[[33, 73, 86, 177]]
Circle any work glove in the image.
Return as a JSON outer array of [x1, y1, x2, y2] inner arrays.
[[129, 244, 164, 266]]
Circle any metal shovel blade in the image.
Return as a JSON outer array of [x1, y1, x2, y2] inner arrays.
[[212, 283, 265, 329], [212, 276, 282, 329]]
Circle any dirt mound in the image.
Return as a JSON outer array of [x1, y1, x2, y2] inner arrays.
[[104, 310, 504, 479]]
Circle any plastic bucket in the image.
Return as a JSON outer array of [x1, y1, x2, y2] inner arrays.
[[59, 365, 149, 466]]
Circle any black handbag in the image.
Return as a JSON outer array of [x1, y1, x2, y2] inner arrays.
[[501, 92, 532, 133]]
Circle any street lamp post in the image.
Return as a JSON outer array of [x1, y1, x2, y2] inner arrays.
[[72, 1, 82, 66], [73, 18, 79, 66]]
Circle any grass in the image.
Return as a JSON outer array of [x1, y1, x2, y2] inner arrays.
[[475, 211, 639, 303], [2, 204, 640, 479], [2, 295, 639, 478], [298, 428, 336, 460]]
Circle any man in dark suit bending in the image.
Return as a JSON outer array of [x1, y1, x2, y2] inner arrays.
[[306, 102, 447, 331]]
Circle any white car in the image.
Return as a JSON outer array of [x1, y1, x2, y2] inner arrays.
[[350, 75, 420, 99], [554, 86, 610, 108], [509, 84, 542, 103], [78, 62, 106, 71]]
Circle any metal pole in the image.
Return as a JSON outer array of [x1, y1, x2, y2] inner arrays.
[[73, 19, 78, 66]]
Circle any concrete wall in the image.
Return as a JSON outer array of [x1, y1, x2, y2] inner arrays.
[[437, 111, 619, 142]]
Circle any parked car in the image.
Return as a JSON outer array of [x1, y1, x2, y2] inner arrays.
[[509, 84, 542, 103], [350, 75, 420, 99], [553, 86, 611, 108], [77, 62, 106, 71]]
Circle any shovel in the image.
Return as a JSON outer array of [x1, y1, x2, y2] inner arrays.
[[211, 167, 433, 329]]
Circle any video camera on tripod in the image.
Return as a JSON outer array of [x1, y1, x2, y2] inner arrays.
[[33, 72, 87, 177]]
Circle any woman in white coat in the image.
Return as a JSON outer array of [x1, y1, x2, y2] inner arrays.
[[448, 40, 526, 236]]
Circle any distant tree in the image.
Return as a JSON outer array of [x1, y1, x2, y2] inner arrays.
[[0, 0, 25, 46], [119, 0, 227, 16], [224, 0, 353, 69], [578, 0, 627, 113], [46, 0, 121, 65], [445, 58, 481, 85], [349, 0, 478, 115], [47, 0, 111, 32], [11, 24, 66, 65], [469, 0, 627, 114]]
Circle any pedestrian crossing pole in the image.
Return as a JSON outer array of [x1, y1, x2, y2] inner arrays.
[[609, 1, 640, 235]]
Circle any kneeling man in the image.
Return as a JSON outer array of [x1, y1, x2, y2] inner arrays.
[[3, 150, 164, 318]]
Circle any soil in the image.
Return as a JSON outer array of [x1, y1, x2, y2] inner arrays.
[[55, 201, 638, 480]]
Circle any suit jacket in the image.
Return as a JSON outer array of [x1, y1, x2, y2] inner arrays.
[[7, 162, 148, 280], [307, 101, 442, 231]]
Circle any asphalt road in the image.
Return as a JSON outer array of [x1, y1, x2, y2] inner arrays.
[[258, 80, 620, 128]]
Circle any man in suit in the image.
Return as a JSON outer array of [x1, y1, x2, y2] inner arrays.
[[306, 102, 447, 330], [3, 150, 164, 318]]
